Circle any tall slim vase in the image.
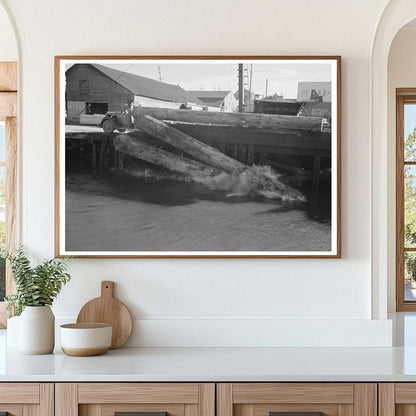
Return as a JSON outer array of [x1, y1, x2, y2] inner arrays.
[[19, 306, 55, 354]]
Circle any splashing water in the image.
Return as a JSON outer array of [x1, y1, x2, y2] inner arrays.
[[194, 165, 305, 201], [124, 164, 305, 202]]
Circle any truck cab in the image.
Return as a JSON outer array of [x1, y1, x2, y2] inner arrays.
[[101, 111, 134, 133]]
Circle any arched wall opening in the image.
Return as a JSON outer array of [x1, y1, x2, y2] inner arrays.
[[372, 1, 416, 319], [387, 19, 416, 313]]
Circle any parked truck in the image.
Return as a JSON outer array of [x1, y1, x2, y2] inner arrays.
[[100, 111, 134, 133]]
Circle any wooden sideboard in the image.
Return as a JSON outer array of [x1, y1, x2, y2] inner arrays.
[[3, 382, 416, 416]]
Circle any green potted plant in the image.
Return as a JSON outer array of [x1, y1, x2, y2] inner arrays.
[[4, 246, 71, 354]]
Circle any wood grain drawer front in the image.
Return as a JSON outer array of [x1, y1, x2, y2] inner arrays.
[[0, 383, 40, 404], [232, 384, 354, 404], [57, 383, 215, 416], [218, 384, 376, 416], [395, 383, 416, 403], [78, 383, 200, 404]]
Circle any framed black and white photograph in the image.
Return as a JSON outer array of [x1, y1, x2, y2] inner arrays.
[[55, 56, 341, 258]]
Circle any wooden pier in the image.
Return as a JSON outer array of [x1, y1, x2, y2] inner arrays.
[[65, 127, 115, 174], [65, 107, 331, 192]]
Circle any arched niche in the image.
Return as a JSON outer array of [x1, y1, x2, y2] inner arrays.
[[371, 1, 416, 319]]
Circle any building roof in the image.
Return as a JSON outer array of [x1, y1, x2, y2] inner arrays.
[[68, 64, 203, 104], [188, 90, 233, 108], [189, 90, 232, 99]]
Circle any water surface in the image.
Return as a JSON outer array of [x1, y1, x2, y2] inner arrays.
[[65, 171, 331, 252]]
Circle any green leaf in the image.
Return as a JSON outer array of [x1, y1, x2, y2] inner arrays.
[[5, 245, 71, 315]]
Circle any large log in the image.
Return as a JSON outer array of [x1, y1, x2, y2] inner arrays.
[[170, 123, 330, 151], [134, 106, 323, 133], [114, 134, 218, 179], [133, 111, 305, 201], [134, 111, 247, 174]]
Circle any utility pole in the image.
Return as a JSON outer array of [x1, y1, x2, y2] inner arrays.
[[238, 64, 244, 113], [248, 64, 253, 111], [265, 78, 268, 98], [157, 66, 162, 82]]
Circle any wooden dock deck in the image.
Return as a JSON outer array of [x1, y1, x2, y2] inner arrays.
[[65, 108, 331, 191]]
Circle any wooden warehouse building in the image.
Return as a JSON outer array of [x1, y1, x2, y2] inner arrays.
[[65, 63, 204, 124]]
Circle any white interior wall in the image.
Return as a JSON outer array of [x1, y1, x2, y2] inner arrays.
[[0, 3, 16, 61], [0, 0, 394, 347], [387, 26, 416, 312]]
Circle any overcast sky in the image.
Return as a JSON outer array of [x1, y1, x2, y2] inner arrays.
[[93, 62, 332, 99]]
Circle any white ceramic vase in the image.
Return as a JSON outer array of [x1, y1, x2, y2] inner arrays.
[[19, 306, 55, 354]]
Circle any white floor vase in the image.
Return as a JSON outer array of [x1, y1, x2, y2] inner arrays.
[[19, 306, 55, 354]]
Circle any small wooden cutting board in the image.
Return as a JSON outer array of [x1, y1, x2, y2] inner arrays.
[[76, 281, 133, 349]]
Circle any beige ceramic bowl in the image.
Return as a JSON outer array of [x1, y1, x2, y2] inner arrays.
[[60, 323, 112, 356]]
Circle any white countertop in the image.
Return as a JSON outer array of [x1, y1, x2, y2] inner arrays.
[[2, 313, 416, 382], [2, 345, 416, 382]]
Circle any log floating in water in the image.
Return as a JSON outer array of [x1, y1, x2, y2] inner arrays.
[[133, 111, 305, 201], [133, 106, 323, 133], [114, 134, 219, 179]]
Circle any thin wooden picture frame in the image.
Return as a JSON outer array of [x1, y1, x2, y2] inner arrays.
[[55, 55, 341, 258]]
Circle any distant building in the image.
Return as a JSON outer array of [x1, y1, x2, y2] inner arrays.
[[233, 89, 257, 112], [65, 64, 205, 123], [189, 90, 238, 112], [254, 100, 303, 116], [297, 82, 331, 103], [299, 102, 332, 123]]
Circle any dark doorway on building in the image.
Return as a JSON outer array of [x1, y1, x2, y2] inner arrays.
[[86, 102, 108, 115]]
